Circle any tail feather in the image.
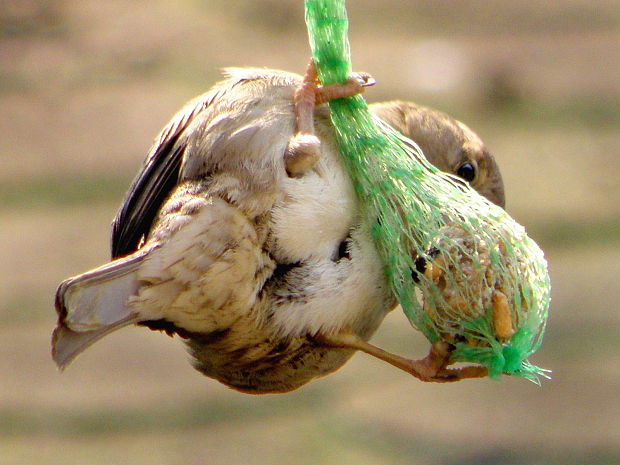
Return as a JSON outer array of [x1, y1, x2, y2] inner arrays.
[[52, 314, 142, 370], [52, 246, 156, 369]]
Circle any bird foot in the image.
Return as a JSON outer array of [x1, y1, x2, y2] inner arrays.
[[285, 60, 375, 177], [314, 71, 376, 106], [315, 331, 487, 383]]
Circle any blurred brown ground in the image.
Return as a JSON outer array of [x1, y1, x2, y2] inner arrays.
[[1, 1, 619, 464]]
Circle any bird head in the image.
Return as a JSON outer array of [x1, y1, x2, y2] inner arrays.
[[369, 100, 505, 208]]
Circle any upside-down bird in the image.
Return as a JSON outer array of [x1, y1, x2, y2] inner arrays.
[[53, 63, 505, 393]]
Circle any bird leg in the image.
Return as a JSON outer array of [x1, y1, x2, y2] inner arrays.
[[315, 331, 488, 383], [285, 60, 375, 177]]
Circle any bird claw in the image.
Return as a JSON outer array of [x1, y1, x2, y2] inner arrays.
[[285, 59, 376, 177], [314, 70, 376, 106], [399, 340, 487, 383], [429, 364, 489, 383], [350, 71, 376, 88]]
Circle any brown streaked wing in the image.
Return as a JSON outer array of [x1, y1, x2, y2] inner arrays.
[[110, 92, 216, 258]]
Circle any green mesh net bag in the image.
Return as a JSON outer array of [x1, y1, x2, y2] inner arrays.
[[305, 0, 550, 382]]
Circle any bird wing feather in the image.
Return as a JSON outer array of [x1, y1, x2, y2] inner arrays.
[[110, 92, 218, 258]]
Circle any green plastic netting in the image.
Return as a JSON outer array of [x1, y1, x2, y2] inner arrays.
[[304, 0, 550, 382]]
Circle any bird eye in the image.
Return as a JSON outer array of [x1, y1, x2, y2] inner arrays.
[[456, 162, 476, 182]]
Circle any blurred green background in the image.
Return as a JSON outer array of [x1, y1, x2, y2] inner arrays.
[[1, 1, 619, 464]]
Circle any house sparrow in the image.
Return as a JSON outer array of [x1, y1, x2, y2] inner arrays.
[[53, 64, 504, 393]]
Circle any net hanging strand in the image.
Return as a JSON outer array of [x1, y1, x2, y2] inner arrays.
[[304, 0, 550, 382]]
